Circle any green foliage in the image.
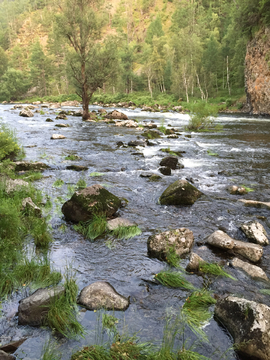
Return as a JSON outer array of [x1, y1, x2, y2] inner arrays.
[[187, 102, 218, 131], [76, 178, 87, 189], [41, 340, 62, 360], [199, 263, 237, 280], [155, 271, 195, 290], [165, 246, 181, 268], [30, 217, 53, 248], [110, 225, 142, 240], [65, 154, 81, 160], [74, 215, 107, 240], [207, 150, 218, 156], [260, 289, 270, 295], [0, 122, 24, 161], [0, 68, 30, 101], [160, 148, 179, 157], [18, 171, 43, 182], [90, 172, 105, 177], [53, 179, 64, 187], [240, 184, 254, 192]]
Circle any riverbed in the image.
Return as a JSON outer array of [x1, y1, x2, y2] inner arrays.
[[1, 104, 270, 359]]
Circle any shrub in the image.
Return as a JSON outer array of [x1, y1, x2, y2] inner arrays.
[[187, 102, 218, 131], [0, 123, 24, 161]]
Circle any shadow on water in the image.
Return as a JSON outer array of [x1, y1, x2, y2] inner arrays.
[[1, 105, 270, 359]]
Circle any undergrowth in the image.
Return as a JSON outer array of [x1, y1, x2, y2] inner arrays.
[[0, 122, 24, 161]]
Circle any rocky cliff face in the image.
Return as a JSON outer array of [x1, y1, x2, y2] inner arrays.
[[245, 28, 270, 115]]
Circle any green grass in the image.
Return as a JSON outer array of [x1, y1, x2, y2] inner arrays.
[[90, 172, 105, 177], [240, 184, 254, 192], [186, 102, 218, 131], [18, 171, 43, 182], [40, 110, 45, 115], [46, 271, 84, 338], [260, 289, 270, 295], [165, 246, 182, 268], [65, 154, 81, 161], [41, 340, 62, 360], [76, 178, 87, 189], [0, 122, 24, 161], [110, 225, 142, 239], [207, 150, 218, 156], [30, 217, 53, 248], [53, 179, 64, 187], [73, 215, 107, 240], [199, 263, 237, 280], [160, 148, 179, 157], [155, 271, 195, 290]]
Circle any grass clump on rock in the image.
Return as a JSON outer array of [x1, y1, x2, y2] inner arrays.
[[74, 214, 107, 240], [53, 179, 64, 187], [65, 154, 81, 161], [155, 271, 195, 290], [111, 225, 142, 240]]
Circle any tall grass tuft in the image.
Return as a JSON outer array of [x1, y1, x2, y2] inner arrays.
[[199, 262, 236, 280], [111, 225, 142, 239], [155, 271, 195, 290], [41, 340, 62, 360], [74, 215, 107, 240], [186, 102, 218, 131], [0, 122, 24, 161]]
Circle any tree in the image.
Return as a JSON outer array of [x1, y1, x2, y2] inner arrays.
[[0, 68, 30, 101], [55, 0, 118, 120], [0, 46, 8, 77]]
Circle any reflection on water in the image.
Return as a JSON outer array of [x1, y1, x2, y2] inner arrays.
[[1, 105, 270, 359]]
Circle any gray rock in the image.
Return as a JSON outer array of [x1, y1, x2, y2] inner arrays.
[[55, 114, 67, 120], [51, 134, 66, 139], [228, 185, 247, 195], [186, 252, 205, 272], [159, 156, 178, 170], [149, 174, 162, 182], [62, 184, 121, 223], [22, 197, 41, 217], [128, 140, 146, 147], [215, 296, 270, 360], [159, 179, 202, 206], [0, 350, 15, 360], [107, 218, 135, 231], [105, 110, 128, 120], [159, 167, 171, 176], [206, 230, 263, 262], [147, 228, 194, 262], [98, 108, 107, 114], [18, 286, 65, 326], [5, 178, 28, 193], [238, 199, 270, 209], [78, 281, 129, 310], [231, 258, 268, 281], [19, 109, 34, 117], [14, 161, 49, 172], [46, 118, 53, 122], [55, 123, 70, 128], [66, 165, 88, 171], [241, 221, 269, 245]]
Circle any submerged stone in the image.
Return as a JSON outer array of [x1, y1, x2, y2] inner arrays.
[[159, 156, 178, 170], [62, 184, 121, 223], [159, 179, 202, 205], [231, 257, 268, 281], [78, 281, 129, 310]]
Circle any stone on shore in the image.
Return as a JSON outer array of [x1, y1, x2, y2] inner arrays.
[[231, 258, 268, 281], [241, 221, 269, 246], [147, 228, 194, 262], [62, 184, 121, 223], [215, 296, 270, 360], [159, 179, 202, 206], [206, 230, 263, 262], [238, 199, 270, 210], [78, 281, 129, 310]]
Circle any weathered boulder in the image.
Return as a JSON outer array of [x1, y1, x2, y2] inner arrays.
[[228, 185, 247, 195], [14, 161, 49, 172], [0, 350, 15, 360], [147, 228, 194, 262], [61, 100, 80, 107], [46, 118, 53, 122], [62, 184, 121, 223], [107, 218, 135, 231], [238, 199, 270, 210], [241, 221, 269, 246], [231, 258, 268, 281], [105, 110, 128, 120], [186, 252, 205, 272], [98, 108, 107, 114], [206, 230, 263, 262], [22, 197, 41, 217], [19, 109, 34, 117], [141, 106, 153, 112], [215, 296, 270, 360], [66, 165, 88, 171], [144, 123, 157, 129], [51, 134, 66, 139], [149, 174, 162, 182], [128, 140, 146, 147], [115, 120, 138, 128], [18, 286, 65, 326], [142, 129, 162, 139], [55, 123, 70, 128], [159, 167, 171, 176], [159, 156, 179, 170], [77, 281, 129, 310], [159, 180, 202, 206], [5, 178, 28, 193], [56, 114, 67, 120]]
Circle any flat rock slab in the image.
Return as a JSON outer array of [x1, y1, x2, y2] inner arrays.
[[186, 252, 205, 272], [62, 184, 121, 223], [14, 161, 49, 171], [107, 218, 135, 231], [78, 281, 129, 310], [215, 296, 270, 360], [159, 179, 202, 205], [147, 228, 194, 262], [238, 199, 270, 210], [231, 257, 268, 281], [0, 339, 27, 354], [0, 350, 15, 360], [66, 165, 88, 171], [206, 230, 263, 262], [18, 286, 65, 326], [51, 134, 66, 139], [241, 221, 269, 245]]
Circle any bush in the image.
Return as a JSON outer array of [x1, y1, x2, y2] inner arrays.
[[187, 102, 218, 131], [0, 123, 24, 161]]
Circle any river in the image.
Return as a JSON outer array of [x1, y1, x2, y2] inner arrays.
[[1, 104, 270, 359]]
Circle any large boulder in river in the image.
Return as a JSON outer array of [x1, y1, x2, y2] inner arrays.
[[241, 220, 269, 246], [159, 180, 202, 205], [206, 230, 263, 262], [105, 110, 128, 120], [18, 286, 65, 326], [147, 228, 194, 262], [14, 161, 49, 172], [78, 281, 129, 310], [62, 184, 121, 223], [19, 109, 34, 117], [215, 296, 270, 360], [159, 156, 178, 170]]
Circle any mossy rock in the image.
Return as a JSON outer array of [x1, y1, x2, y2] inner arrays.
[[149, 174, 162, 182], [62, 184, 121, 223], [142, 130, 162, 139], [159, 179, 202, 205]]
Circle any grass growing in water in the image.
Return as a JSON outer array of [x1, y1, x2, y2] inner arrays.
[[110, 225, 142, 239], [41, 340, 61, 360], [199, 262, 236, 280], [165, 246, 182, 268], [65, 154, 81, 161], [207, 150, 218, 156], [30, 217, 53, 248], [53, 179, 64, 187], [260, 289, 270, 295], [186, 102, 218, 131], [160, 148, 179, 157], [18, 171, 43, 182], [46, 271, 84, 338], [76, 178, 87, 189], [155, 271, 195, 290], [74, 215, 107, 240], [240, 184, 254, 192], [90, 172, 105, 177]]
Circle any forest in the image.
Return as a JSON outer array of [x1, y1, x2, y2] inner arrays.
[[0, 0, 269, 105]]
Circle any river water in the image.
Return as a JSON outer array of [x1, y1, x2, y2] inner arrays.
[[1, 104, 270, 359]]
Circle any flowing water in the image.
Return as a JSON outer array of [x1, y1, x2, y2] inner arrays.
[[1, 104, 270, 359]]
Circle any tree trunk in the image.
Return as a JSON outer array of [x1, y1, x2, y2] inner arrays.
[[82, 90, 90, 120]]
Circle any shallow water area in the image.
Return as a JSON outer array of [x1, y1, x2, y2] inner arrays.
[[1, 104, 270, 359]]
